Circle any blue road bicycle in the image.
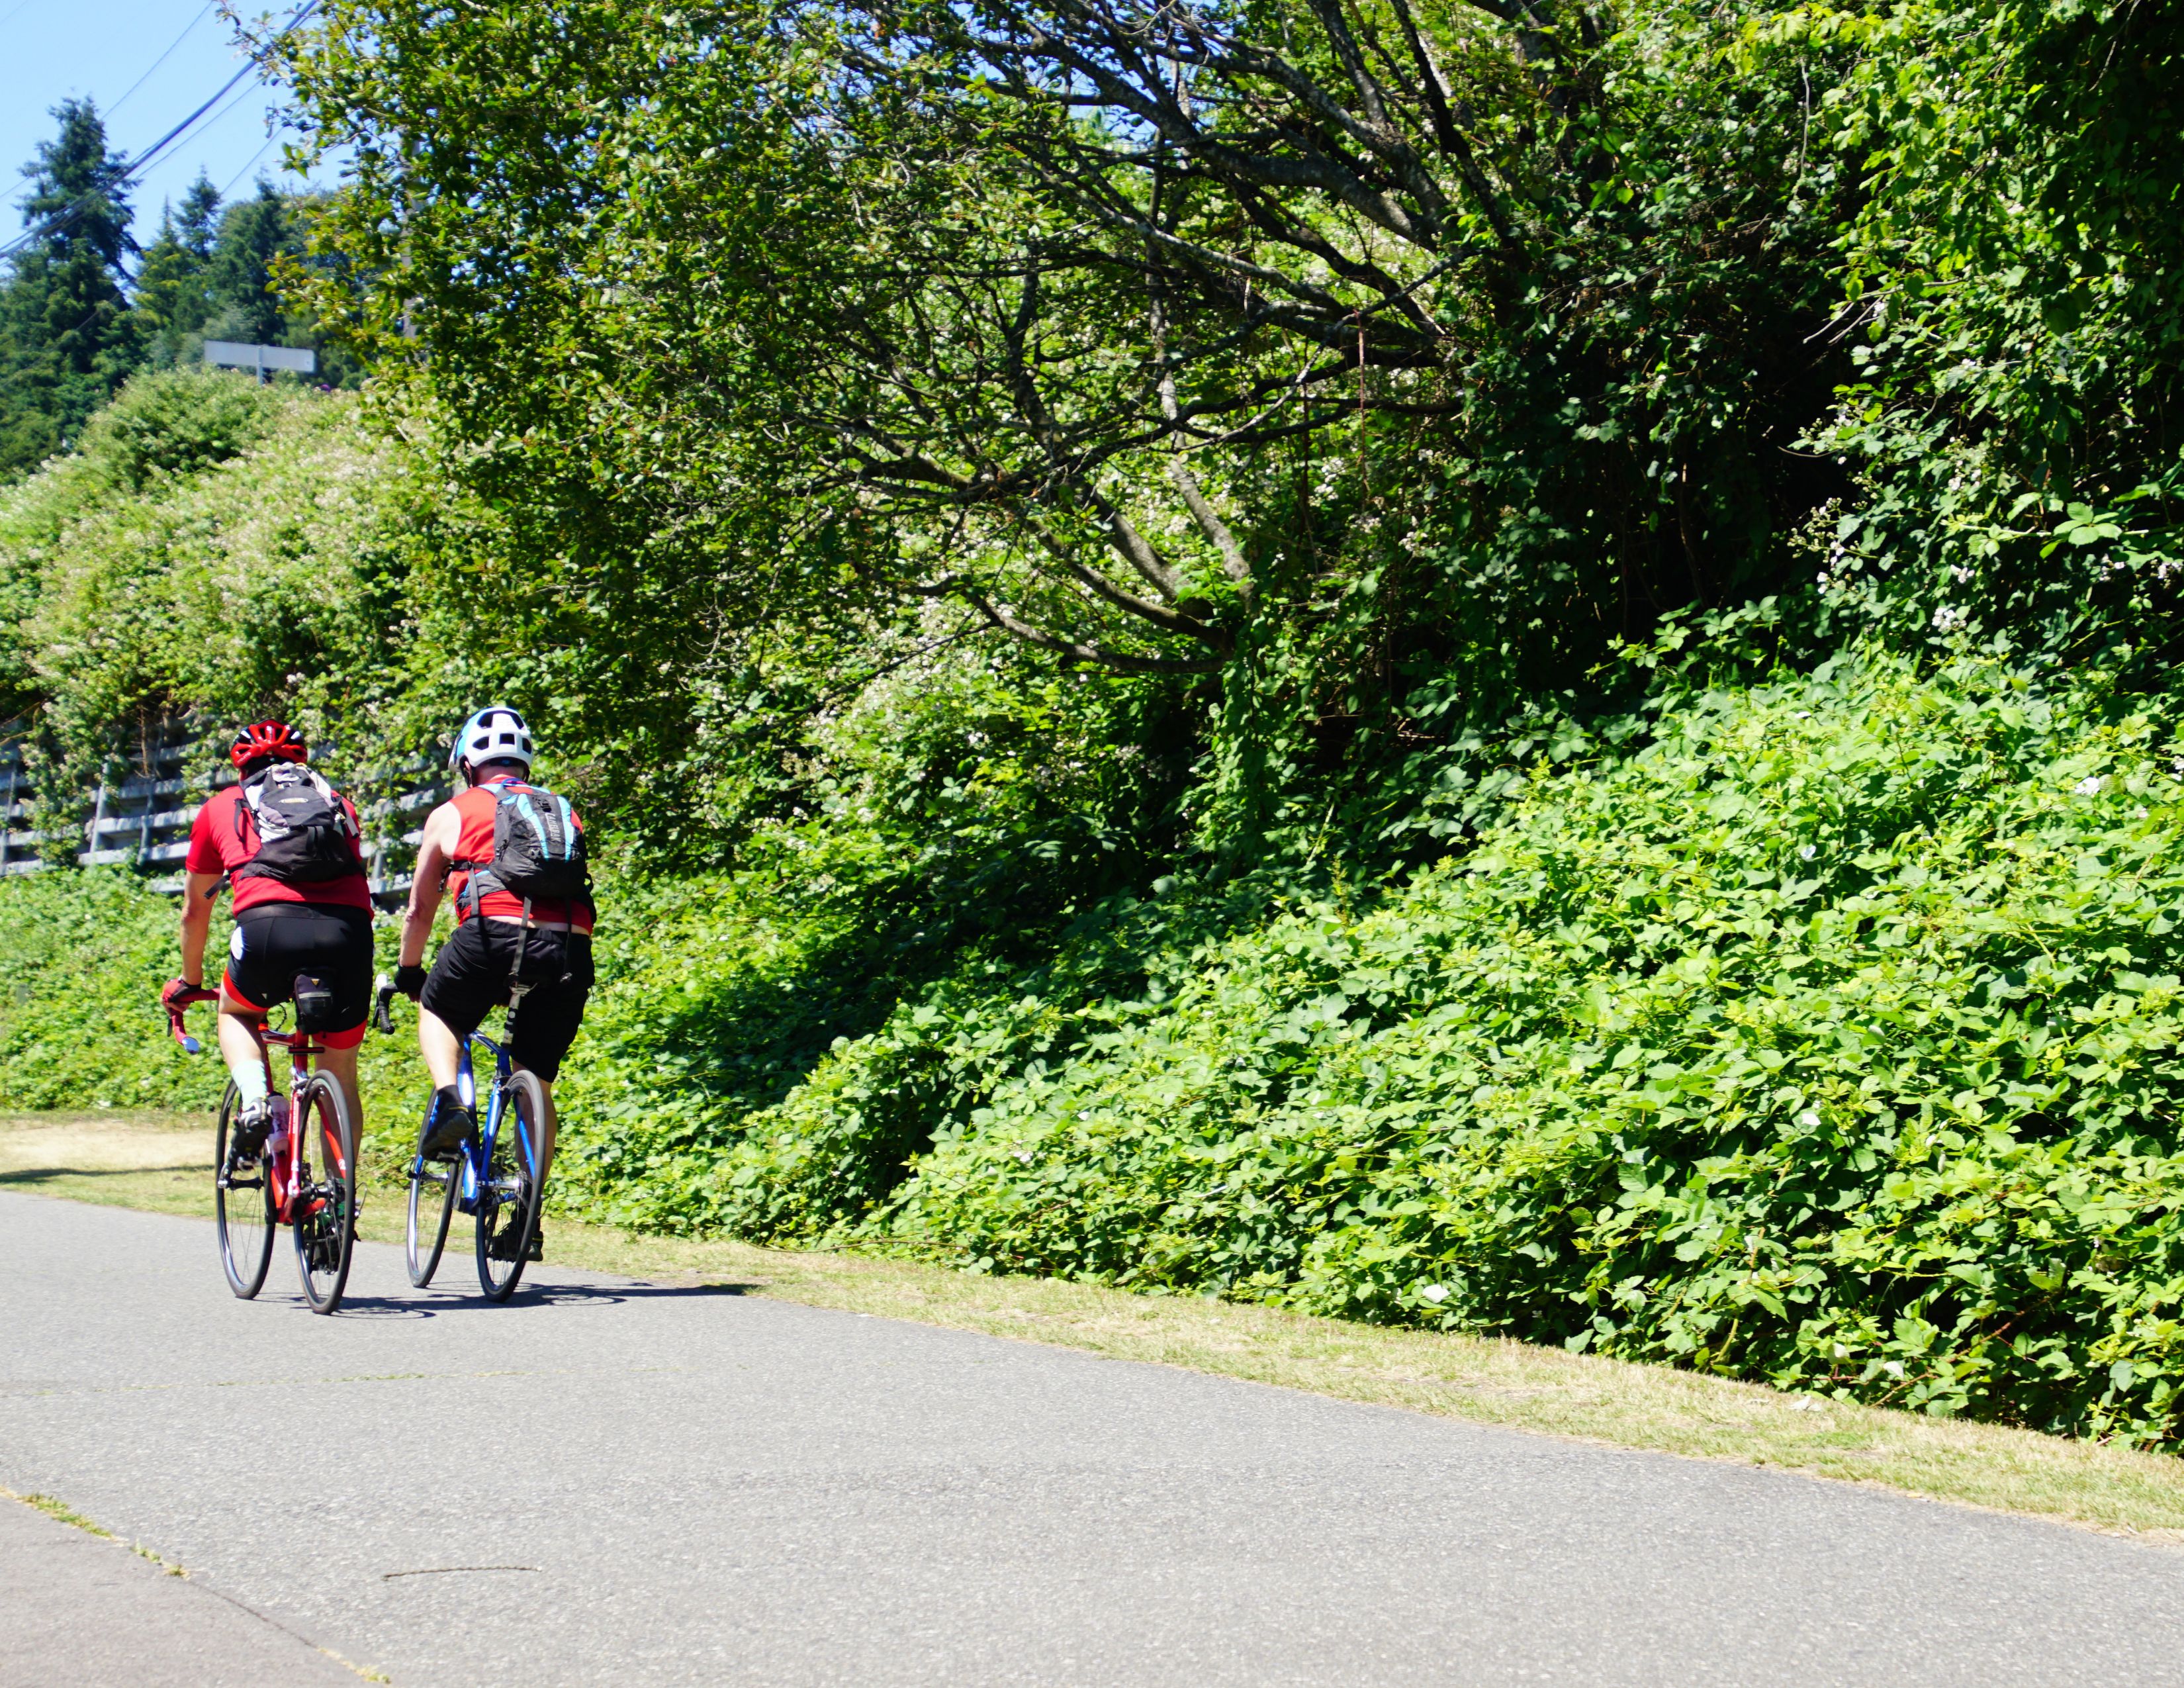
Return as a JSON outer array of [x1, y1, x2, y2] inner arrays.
[[373, 974, 547, 1302]]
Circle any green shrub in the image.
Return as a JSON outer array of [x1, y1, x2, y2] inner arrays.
[[0, 868, 426, 1152], [0, 868, 214, 1111], [549, 645, 2184, 1446], [887, 649, 2184, 1443]]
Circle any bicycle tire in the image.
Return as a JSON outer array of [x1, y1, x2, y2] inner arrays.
[[213, 1081, 274, 1299], [293, 1074, 358, 1315], [476, 1068, 546, 1302], [404, 1103, 458, 1289]]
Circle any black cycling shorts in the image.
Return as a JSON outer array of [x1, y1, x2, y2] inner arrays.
[[223, 902, 374, 1049], [421, 918, 594, 1084]]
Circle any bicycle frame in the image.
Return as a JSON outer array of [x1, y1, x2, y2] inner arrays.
[[169, 988, 341, 1225], [260, 1027, 336, 1225], [438, 1025, 535, 1217]]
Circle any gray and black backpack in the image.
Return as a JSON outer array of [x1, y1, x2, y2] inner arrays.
[[232, 764, 360, 884]]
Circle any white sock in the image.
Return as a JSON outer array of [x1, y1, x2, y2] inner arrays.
[[232, 1064, 269, 1108]]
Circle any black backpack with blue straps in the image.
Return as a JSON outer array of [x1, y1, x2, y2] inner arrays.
[[458, 780, 590, 915]]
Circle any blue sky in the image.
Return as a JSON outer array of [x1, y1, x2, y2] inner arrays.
[[0, 0, 338, 250]]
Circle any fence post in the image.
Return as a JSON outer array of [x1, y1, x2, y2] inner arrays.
[[83, 774, 106, 868]]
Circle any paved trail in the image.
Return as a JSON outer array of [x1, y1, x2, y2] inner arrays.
[[5, 1191, 2183, 1686]]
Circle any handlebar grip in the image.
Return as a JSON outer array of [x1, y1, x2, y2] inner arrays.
[[373, 972, 396, 1035], [163, 983, 216, 1054]]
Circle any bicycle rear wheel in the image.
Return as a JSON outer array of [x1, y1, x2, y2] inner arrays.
[[476, 1070, 545, 1302], [293, 1076, 358, 1314], [213, 1082, 274, 1299], [404, 1102, 458, 1289]]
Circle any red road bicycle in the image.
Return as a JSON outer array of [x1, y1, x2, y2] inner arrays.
[[167, 984, 359, 1314]]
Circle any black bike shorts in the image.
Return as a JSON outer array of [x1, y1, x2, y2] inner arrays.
[[223, 902, 374, 1049], [420, 917, 594, 1084]]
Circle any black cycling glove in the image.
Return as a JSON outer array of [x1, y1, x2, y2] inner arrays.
[[393, 962, 428, 1000]]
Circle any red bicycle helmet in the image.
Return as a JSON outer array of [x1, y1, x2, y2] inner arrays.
[[228, 720, 308, 771]]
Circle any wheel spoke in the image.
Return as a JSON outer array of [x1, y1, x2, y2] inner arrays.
[[476, 1071, 547, 1301], [405, 1105, 459, 1289]]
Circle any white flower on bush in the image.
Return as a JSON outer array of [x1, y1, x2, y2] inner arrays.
[[1799, 845, 1817, 861], [2075, 774, 2107, 796], [1013, 1149, 1033, 1164], [1933, 603, 1967, 632], [1419, 1283, 1449, 1304], [1797, 1110, 1821, 1129]]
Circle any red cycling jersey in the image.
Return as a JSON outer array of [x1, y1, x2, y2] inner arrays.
[[183, 783, 372, 914], [445, 776, 594, 931]]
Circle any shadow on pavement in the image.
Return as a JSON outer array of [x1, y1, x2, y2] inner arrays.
[[1, 1165, 208, 1184], [318, 1281, 761, 1318]]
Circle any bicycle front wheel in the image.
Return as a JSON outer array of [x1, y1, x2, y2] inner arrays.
[[293, 1076, 358, 1315], [476, 1069, 546, 1302], [213, 1082, 274, 1299], [404, 1103, 458, 1289]]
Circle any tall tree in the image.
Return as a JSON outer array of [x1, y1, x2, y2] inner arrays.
[[0, 99, 137, 477], [132, 177, 222, 365], [175, 173, 221, 263], [275, 0, 1851, 684], [204, 183, 300, 347]]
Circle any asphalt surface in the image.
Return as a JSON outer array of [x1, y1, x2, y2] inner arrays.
[[0, 1493, 359, 1687], [6, 1191, 2184, 1687]]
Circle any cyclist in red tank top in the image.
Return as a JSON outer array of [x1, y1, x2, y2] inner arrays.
[[160, 722, 375, 1159], [391, 706, 596, 1262]]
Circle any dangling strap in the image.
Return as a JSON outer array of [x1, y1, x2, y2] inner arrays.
[[510, 895, 534, 1004]]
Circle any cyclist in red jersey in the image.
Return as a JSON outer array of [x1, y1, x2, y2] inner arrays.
[[391, 705, 594, 1261], [162, 722, 375, 1158]]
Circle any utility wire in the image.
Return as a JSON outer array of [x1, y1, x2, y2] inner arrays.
[[216, 130, 284, 200], [0, 0, 320, 263], [0, 0, 41, 36], [106, 1, 218, 122], [120, 1, 318, 186]]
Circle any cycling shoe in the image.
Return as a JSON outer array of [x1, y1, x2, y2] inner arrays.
[[489, 1213, 543, 1262], [229, 1098, 273, 1161], [420, 1092, 476, 1160]]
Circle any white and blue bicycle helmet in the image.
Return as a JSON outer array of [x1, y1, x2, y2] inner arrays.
[[449, 704, 534, 780]]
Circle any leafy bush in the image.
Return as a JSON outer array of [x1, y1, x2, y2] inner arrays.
[[0, 867, 426, 1155], [0, 869, 216, 1111], [73, 366, 283, 492], [545, 645, 2184, 1446]]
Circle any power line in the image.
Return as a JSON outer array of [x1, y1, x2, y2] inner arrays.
[[107, 1, 218, 122], [127, 76, 273, 232], [0, 0, 320, 263], [122, 1, 319, 185], [0, 0, 42, 36], [216, 131, 285, 201]]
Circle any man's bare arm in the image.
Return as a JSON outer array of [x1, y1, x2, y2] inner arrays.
[[177, 870, 224, 986], [398, 803, 457, 970]]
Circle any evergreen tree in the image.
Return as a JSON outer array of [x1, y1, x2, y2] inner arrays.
[[204, 183, 298, 347], [0, 100, 137, 477], [175, 174, 220, 263], [131, 177, 220, 366]]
